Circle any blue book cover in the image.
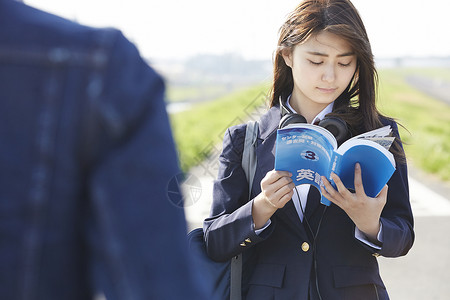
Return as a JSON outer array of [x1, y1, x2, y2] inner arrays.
[[274, 124, 396, 206]]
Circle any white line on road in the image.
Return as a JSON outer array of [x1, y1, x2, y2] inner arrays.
[[408, 177, 450, 217]]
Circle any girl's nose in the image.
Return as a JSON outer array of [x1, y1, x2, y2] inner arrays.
[[322, 65, 335, 83]]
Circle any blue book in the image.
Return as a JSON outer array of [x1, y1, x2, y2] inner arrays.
[[274, 124, 396, 206]]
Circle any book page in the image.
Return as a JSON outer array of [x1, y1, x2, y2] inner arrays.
[[363, 137, 395, 151], [344, 125, 395, 151], [350, 125, 392, 140]]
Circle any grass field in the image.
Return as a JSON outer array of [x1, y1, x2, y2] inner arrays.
[[170, 68, 450, 181], [170, 83, 270, 171], [166, 84, 232, 102], [377, 68, 450, 181]]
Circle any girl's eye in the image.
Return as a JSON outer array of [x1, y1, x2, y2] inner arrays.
[[308, 60, 323, 65], [339, 62, 352, 67]]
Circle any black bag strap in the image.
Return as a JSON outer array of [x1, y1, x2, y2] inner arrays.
[[230, 254, 243, 300], [242, 121, 259, 192], [230, 120, 259, 300]]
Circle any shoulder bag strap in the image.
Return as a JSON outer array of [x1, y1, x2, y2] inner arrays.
[[230, 120, 259, 300]]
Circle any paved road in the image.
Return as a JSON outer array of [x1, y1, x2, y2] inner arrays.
[[406, 74, 450, 106], [184, 162, 450, 299]]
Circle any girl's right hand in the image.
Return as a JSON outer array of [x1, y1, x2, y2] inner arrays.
[[252, 170, 295, 229]]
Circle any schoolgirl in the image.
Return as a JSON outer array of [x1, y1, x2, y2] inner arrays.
[[204, 1, 414, 299]]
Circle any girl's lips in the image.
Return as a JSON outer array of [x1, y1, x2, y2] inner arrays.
[[317, 87, 337, 93]]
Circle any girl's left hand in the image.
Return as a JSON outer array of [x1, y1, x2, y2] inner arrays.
[[320, 163, 388, 242]]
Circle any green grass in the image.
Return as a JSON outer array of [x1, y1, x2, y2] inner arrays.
[[166, 85, 231, 102], [170, 83, 270, 171], [377, 68, 450, 181]]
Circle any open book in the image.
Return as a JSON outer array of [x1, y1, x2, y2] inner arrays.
[[274, 124, 396, 206]]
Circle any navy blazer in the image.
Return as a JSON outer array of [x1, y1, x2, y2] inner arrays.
[[204, 105, 414, 300]]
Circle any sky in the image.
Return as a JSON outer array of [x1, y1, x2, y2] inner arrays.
[[24, 0, 450, 61]]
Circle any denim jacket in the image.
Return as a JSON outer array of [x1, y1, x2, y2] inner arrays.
[[0, 1, 208, 299]]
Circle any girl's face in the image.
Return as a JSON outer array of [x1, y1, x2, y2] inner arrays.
[[282, 31, 357, 114]]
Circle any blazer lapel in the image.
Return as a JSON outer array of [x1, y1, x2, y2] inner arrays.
[[276, 200, 308, 238]]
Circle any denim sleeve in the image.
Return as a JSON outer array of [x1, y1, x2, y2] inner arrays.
[[86, 31, 208, 300]]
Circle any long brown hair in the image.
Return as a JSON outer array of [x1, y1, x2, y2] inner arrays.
[[270, 0, 405, 160]]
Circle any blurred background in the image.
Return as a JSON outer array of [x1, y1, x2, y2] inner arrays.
[[23, 0, 450, 59], [24, 0, 450, 299], [23, 0, 450, 173]]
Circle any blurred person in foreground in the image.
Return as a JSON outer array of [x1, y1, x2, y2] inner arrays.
[[0, 0, 209, 299]]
